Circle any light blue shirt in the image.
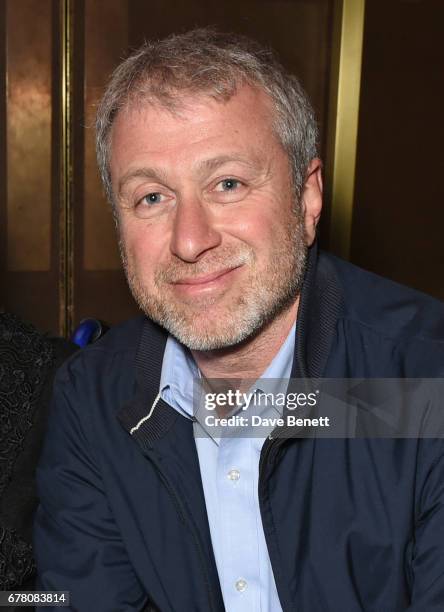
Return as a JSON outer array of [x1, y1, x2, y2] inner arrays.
[[160, 325, 295, 612]]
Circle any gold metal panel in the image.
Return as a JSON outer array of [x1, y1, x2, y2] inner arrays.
[[6, 0, 52, 271], [84, 0, 127, 271], [59, 0, 75, 337], [326, 0, 365, 259]]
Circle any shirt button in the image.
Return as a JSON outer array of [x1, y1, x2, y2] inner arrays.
[[235, 578, 247, 592], [227, 469, 240, 481]]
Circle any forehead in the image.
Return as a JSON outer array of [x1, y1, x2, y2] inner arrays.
[[109, 85, 283, 173]]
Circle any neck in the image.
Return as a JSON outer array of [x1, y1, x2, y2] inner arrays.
[[191, 298, 299, 381]]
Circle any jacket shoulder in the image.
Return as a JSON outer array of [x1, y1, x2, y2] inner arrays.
[[321, 252, 444, 343], [56, 316, 146, 382]]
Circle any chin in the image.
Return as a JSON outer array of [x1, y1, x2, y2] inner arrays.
[[154, 313, 251, 351], [155, 302, 276, 352], [168, 324, 254, 351]]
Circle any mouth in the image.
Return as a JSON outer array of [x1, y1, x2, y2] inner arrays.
[[170, 265, 244, 296], [173, 266, 240, 285]]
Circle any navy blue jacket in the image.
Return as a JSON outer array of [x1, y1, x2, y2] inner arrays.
[[34, 247, 444, 611]]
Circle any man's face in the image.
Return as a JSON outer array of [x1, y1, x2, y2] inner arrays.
[[110, 85, 320, 350]]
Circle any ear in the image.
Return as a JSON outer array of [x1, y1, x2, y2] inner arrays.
[[301, 158, 323, 246]]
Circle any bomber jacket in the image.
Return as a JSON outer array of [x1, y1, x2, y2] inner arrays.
[[34, 246, 444, 611]]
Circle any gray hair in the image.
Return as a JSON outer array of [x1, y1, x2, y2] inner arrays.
[[95, 28, 318, 210]]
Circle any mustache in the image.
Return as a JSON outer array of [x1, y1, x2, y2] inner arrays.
[[154, 248, 253, 284]]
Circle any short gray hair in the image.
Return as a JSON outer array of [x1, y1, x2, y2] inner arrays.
[[96, 28, 318, 210]]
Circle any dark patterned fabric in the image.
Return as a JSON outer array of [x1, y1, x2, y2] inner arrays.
[[0, 314, 54, 500], [0, 527, 34, 590], [0, 313, 77, 592]]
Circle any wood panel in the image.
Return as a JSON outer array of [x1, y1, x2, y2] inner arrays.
[[6, 0, 52, 271], [0, 0, 61, 334]]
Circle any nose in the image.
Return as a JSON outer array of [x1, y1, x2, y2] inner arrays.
[[169, 193, 222, 262]]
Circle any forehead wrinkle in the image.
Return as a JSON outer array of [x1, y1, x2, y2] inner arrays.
[[194, 154, 263, 177]]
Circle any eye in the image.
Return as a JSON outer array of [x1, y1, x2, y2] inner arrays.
[[209, 177, 248, 204], [139, 192, 165, 206], [215, 178, 242, 192], [132, 189, 175, 219]]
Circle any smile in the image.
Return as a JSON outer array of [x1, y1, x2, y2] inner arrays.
[[171, 266, 243, 296]]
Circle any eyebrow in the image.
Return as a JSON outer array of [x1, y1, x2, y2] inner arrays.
[[118, 167, 169, 197]]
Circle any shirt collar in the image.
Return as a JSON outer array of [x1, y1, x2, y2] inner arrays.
[[159, 334, 199, 419], [159, 322, 296, 421]]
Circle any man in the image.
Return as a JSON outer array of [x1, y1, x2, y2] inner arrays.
[[34, 29, 444, 611]]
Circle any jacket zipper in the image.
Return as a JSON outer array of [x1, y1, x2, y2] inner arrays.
[[259, 431, 288, 480]]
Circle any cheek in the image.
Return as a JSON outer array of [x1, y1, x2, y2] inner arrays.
[[121, 224, 165, 265], [227, 213, 278, 253], [221, 189, 292, 247]]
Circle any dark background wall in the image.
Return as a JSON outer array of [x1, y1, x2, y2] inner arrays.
[[0, 0, 442, 337], [352, 0, 444, 300]]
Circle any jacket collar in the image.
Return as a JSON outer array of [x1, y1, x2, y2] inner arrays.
[[117, 316, 172, 446], [293, 241, 344, 379], [117, 241, 345, 443]]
